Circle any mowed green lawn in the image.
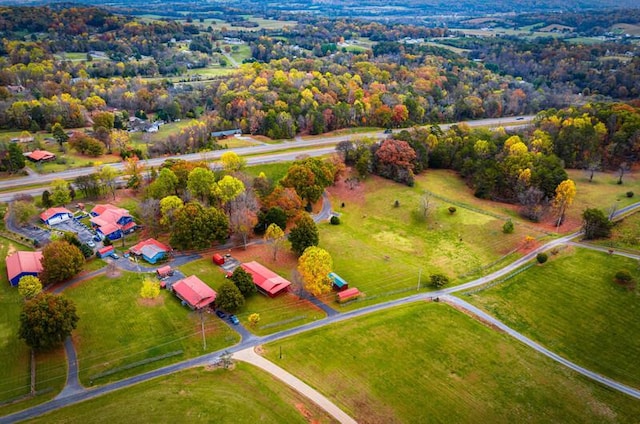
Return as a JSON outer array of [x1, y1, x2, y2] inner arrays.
[[465, 247, 640, 388], [178, 258, 326, 336], [321, 174, 539, 305], [0, 239, 66, 412], [28, 363, 336, 424], [265, 302, 640, 423], [65, 271, 239, 386]]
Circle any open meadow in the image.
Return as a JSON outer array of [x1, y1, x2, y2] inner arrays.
[[464, 247, 640, 389], [64, 271, 240, 386], [28, 363, 336, 424], [264, 301, 640, 423]]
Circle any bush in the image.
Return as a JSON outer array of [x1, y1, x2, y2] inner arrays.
[[394, 200, 400, 208], [536, 253, 548, 264], [448, 206, 457, 214], [627, 191, 634, 198], [429, 273, 450, 288], [615, 270, 633, 284], [503, 219, 514, 234], [102, 237, 112, 246], [330, 215, 340, 225]]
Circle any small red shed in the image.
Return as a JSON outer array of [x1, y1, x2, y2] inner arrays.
[[212, 253, 225, 265], [97, 245, 115, 258], [156, 265, 173, 278], [337, 287, 361, 303]]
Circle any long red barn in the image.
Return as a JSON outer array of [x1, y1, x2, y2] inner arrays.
[[240, 261, 292, 297]]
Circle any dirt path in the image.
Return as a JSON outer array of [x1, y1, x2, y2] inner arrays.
[[233, 347, 357, 424]]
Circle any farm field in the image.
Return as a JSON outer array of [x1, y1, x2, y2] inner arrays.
[[465, 247, 640, 389], [320, 173, 544, 307], [264, 302, 640, 423], [0, 239, 66, 411], [64, 271, 240, 386], [591, 211, 640, 251], [27, 364, 335, 424], [178, 256, 326, 336]]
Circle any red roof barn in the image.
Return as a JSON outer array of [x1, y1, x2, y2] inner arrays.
[[240, 261, 292, 297], [172, 275, 217, 309], [27, 150, 56, 162], [6, 251, 44, 286]]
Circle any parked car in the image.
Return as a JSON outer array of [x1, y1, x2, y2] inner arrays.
[[87, 241, 96, 248], [383, 128, 393, 134], [111, 253, 120, 259], [216, 310, 226, 319], [229, 315, 240, 325]]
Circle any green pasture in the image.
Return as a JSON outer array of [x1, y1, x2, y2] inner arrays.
[[0, 239, 66, 411], [226, 44, 252, 63], [465, 247, 640, 388], [592, 212, 640, 251], [320, 174, 540, 306], [129, 120, 194, 150], [243, 161, 292, 182], [178, 258, 326, 336], [64, 271, 239, 386], [29, 363, 335, 424], [265, 302, 640, 423]]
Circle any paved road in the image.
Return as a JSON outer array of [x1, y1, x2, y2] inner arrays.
[[233, 347, 357, 424], [0, 115, 534, 193], [441, 295, 640, 400], [55, 338, 83, 399]]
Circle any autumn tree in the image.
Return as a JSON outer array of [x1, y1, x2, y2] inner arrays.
[[137, 198, 161, 237], [147, 168, 179, 199], [50, 179, 71, 206], [220, 151, 246, 172], [124, 156, 143, 190], [289, 214, 319, 256], [265, 223, 287, 261], [98, 165, 119, 200], [215, 281, 244, 313], [40, 240, 85, 285], [187, 167, 216, 203], [213, 175, 245, 206], [11, 200, 37, 226], [230, 266, 256, 297], [298, 246, 333, 296], [373, 138, 417, 186], [228, 190, 258, 249], [140, 278, 161, 299], [19, 293, 79, 351], [51, 123, 68, 147], [18, 275, 42, 299], [553, 179, 576, 228], [170, 202, 229, 250], [159, 195, 184, 228], [263, 186, 304, 219]]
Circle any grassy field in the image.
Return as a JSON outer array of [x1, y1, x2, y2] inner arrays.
[[25, 151, 122, 174], [129, 120, 194, 151], [28, 363, 335, 424], [465, 247, 640, 389], [320, 173, 543, 307], [264, 301, 640, 423], [591, 211, 640, 250], [0, 239, 66, 410], [243, 161, 292, 182], [178, 258, 326, 336], [64, 271, 239, 386]]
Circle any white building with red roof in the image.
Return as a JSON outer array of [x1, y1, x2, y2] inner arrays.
[[6, 251, 43, 286], [171, 275, 217, 310], [40, 207, 73, 225]]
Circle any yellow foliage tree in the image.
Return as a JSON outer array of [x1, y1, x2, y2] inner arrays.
[[297, 246, 333, 297], [140, 278, 160, 299], [553, 179, 577, 228]]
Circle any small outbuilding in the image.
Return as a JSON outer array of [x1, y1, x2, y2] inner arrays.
[[337, 287, 361, 303], [40, 207, 73, 225], [96, 245, 115, 258], [328, 272, 349, 291], [171, 275, 217, 310], [212, 253, 225, 265], [156, 265, 173, 278], [240, 261, 292, 297], [5, 251, 44, 287], [26, 150, 56, 163]]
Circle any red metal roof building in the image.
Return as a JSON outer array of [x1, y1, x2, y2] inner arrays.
[[90, 204, 136, 240], [40, 207, 73, 225], [240, 261, 292, 297], [6, 251, 44, 286], [27, 150, 56, 162], [129, 238, 170, 264], [172, 275, 217, 309], [337, 287, 361, 303]]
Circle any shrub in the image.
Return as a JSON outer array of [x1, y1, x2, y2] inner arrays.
[[330, 215, 340, 225], [448, 206, 457, 214], [536, 253, 548, 264], [615, 270, 633, 284], [102, 237, 112, 246], [627, 191, 634, 198], [140, 279, 160, 299], [393, 200, 400, 208], [429, 273, 450, 288], [503, 219, 514, 234]]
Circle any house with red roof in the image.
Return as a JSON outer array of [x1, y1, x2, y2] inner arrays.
[[171, 275, 217, 309], [90, 204, 136, 240], [40, 207, 73, 225], [129, 238, 170, 264], [5, 251, 44, 286], [240, 261, 292, 297], [26, 150, 56, 162]]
